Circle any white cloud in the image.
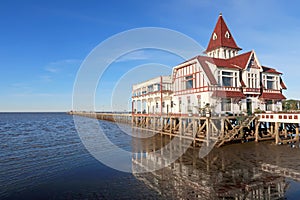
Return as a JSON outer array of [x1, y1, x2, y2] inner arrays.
[[44, 59, 82, 73]]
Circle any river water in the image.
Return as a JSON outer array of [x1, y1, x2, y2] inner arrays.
[[1, 113, 300, 199]]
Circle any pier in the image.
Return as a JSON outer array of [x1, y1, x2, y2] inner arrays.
[[69, 111, 300, 147], [131, 137, 288, 199]]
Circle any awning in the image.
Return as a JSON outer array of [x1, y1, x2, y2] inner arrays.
[[259, 92, 286, 100], [212, 91, 245, 99]]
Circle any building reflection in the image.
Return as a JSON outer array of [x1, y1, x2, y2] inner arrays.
[[131, 129, 287, 199]]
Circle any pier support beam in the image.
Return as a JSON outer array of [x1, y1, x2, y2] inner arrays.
[[206, 117, 210, 147], [255, 120, 260, 142], [296, 125, 299, 143], [275, 122, 279, 145]]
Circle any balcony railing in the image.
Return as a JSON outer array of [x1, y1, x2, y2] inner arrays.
[[243, 88, 260, 93], [262, 89, 281, 93], [209, 86, 242, 92]]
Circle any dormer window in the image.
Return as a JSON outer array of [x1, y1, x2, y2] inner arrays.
[[225, 31, 230, 38], [213, 33, 217, 40]]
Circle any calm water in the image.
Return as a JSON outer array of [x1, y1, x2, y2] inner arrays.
[[1, 113, 300, 199]]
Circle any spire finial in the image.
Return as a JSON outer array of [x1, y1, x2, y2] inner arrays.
[[219, 12, 222, 16]]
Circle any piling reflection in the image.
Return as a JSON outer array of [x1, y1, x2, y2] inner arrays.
[[131, 129, 289, 199]]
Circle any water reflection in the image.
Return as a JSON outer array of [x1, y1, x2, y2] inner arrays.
[[131, 128, 295, 199]]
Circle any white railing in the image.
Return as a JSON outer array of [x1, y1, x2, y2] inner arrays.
[[209, 86, 241, 92], [256, 113, 300, 123]]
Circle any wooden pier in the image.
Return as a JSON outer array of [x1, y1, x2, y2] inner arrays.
[[69, 111, 300, 147]]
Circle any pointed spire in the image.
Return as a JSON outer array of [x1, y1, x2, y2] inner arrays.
[[206, 14, 241, 53]]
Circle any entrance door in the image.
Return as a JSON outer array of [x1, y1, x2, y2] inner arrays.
[[246, 99, 252, 115]]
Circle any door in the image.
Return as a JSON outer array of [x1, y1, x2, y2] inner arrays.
[[246, 99, 252, 115], [167, 104, 169, 115]]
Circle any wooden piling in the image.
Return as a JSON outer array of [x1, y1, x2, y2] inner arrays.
[[206, 117, 210, 147], [275, 122, 279, 145]]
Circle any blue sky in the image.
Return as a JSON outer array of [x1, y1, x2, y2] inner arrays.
[[1, 0, 300, 111]]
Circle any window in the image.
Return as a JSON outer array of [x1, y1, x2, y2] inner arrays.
[[247, 72, 258, 88], [221, 98, 231, 111], [213, 32, 217, 40], [225, 31, 230, 38], [187, 98, 191, 112], [148, 85, 153, 93], [266, 76, 275, 89], [266, 100, 273, 111], [221, 71, 234, 86], [179, 99, 182, 112], [185, 75, 193, 89], [155, 83, 161, 91], [162, 83, 171, 91], [218, 71, 238, 87]]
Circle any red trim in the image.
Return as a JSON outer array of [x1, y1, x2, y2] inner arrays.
[[260, 92, 286, 100], [212, 90, 245, 98], [262, 66, 282, 74], [197, 57, 218, 85], [280, 77, 287, 89], [243, 88, 260, 93]]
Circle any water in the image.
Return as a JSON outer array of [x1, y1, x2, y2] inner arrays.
[[1, 113, 300, 199], [0, 113, 160, 200]]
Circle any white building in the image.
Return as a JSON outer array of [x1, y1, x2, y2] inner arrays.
[[132, 76, 172, 115], [132, 14, 287, 116]]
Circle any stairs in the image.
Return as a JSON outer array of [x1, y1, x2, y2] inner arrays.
[[217, 115, 257, 147]]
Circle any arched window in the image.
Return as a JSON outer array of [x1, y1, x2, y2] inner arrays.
[[213, 33, 217, 40], [225, 31, 230, 38]]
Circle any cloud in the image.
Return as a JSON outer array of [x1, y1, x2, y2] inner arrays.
[[44, 59, 82, 73]]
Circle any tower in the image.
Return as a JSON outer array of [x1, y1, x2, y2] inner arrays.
[[206, 13, 242, 59]]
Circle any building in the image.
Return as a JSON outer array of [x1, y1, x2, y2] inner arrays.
[[132, 14, 287, 116], [132, 76, 172, 115]]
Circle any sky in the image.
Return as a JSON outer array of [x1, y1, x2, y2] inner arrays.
[[1, 0, 300, 112]]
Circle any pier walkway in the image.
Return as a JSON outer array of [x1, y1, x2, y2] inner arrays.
[[69, 111, 300, 147]]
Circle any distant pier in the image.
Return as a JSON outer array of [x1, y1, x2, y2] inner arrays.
[[69, 111, 300, 147]]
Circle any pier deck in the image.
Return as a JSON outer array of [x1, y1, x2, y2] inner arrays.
[[69, 111, 300, 147]]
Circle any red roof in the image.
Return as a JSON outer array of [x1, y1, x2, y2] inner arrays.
[[206, 14, 241, 52], [196, 56, 218, 85], [226, 51, 252, 69], [260, 92, 286, 100], [262, 66, 282, 74], [209, 51, 252, 70], [240, 79, 246, 87], [212, 90, 246, 99], [280, 77, 287, 89]]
